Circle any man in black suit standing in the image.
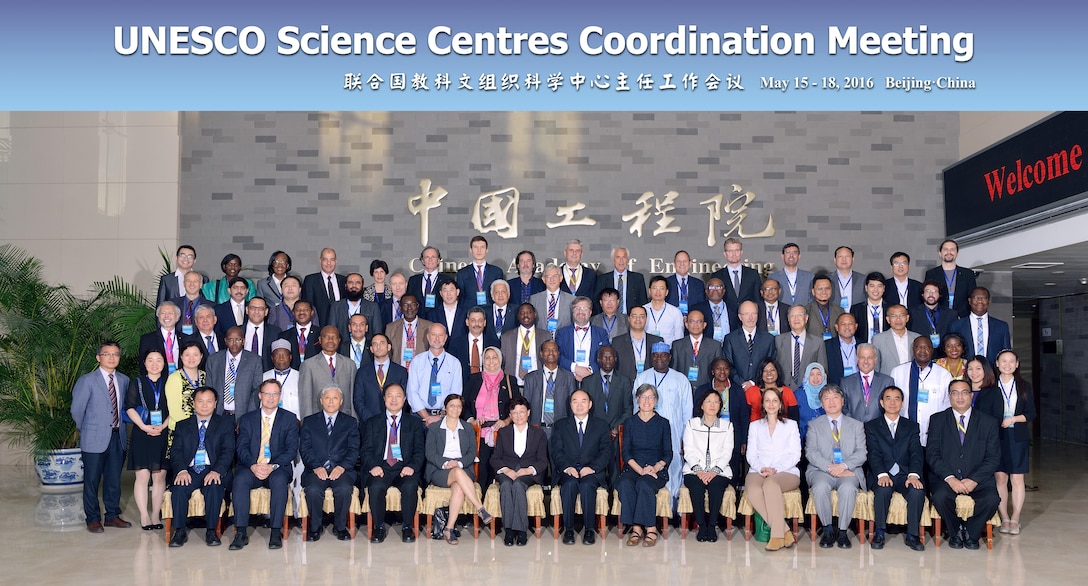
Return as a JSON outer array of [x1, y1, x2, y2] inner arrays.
[[486, 279, 518, 337], [924, 239, 977, 318], [300, 385, 360, 541], [352, 333, 408, 425], [302, 247, 347, 327], [710, 238, 761, 330], [522, 340, 576, 436], [230, 379, 299, 550], [909, 280, 958, 345], [884, 252, 923, 309], [213, 277, 250, 337], [926, 379, 1001, 550], [361, 383, 425, 543], [407, 246, 452, 311], [205, 326, 264, 422], [611, 306, 663, 383], [455, 235, 505, 306], [558, 239, 596, 299], [185, 305, 222, 369], [242, 296, 281, 371], [594, 247, 648, 315], [172, 270, 212, 335], [665, 250, 705, 313], [864, 385, 926, 551], [669, 309, 721, 390], [550, 390, 611, 545], [277, 300, 321, 370], [156, 245, 207, 306], [581, 346, 632, 488], [448, 306, 500, 385], [168, 387, 235, 547], [328, 272, 384, 349], [721, 301, 777, 389]]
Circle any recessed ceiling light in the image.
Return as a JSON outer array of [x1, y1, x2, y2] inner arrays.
[[1011, 262, 1064, 269], [1044, 282, 1057, 286], [1052, 271, 1066, 275]]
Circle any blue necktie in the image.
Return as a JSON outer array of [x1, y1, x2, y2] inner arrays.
[[429, 357, 439, 407], [578, 420, 584, 446], [195, 420, 207, 473]]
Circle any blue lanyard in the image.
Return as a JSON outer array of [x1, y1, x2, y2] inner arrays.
[[602, 315, 617, 336], [148, 377, 163, 408], [654, 370, 668, 388], [1000, 379, 1016, 409]]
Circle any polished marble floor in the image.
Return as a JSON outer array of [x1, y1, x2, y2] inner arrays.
[[2, 441, 1083, 586]]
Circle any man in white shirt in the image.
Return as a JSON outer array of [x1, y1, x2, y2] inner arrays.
[[883, 252, 923, 309], [849, 272, 888, 344], [665, 250, 706, 313], [488, 279, 516, 336], [757, 278, 788, 337], [157, 244, 206, 306], [891, 337, 952, 446], [863, 385, 926, 551], [830, 245, 866, 310], [340, 314, 371, 369], [243, 296, 280, 371], [265, 339, 303, 516], [806, 384, 866, 549]]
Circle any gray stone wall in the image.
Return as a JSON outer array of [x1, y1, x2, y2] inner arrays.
[[1038, 295, 1088, 444]]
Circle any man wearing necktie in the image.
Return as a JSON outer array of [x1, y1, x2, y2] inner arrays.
[[709, 238, 761, 331], [864, 385, 926, 551], [406, 323, 462, 426], [559, 239, 596, 298], [550, 390, 611, 545], [950, 287, 1011, 365], [361, 384, 425, 543], [841, 343, 893, 423], [300, 386, 360, 541], [339, 314, 372, 369], [530, 264, 575, 337], [926, 380, 1000, 550], [805, 384, 866, 549], [169, 387, 235, 547], [299, 326, 357, 421], [301, 247, 347, 327], [448, 307, 500, 386], [522, 340, 575, 438], [138, 301, 182, 375], [555, 297, 611, 386]]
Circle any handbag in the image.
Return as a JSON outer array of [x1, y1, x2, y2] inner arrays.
[[430, 504, 450, 540]]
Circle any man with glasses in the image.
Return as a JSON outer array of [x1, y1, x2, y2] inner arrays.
[[756, 278, 790, 337], [883, 252, 923, 309], [689, 278, 730, 343], [873, 304, 920, 375], [243, 296, 281, 371], [556, 297, 611, 385], [157, 245, 207, 306]]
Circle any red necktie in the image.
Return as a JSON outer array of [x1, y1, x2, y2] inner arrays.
[[471, 338, 481, 374]]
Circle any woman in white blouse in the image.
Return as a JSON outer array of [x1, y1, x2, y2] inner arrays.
[[425, 394, 492, 544], [683, 389, 735, 542], [745, 387, 801, 551]]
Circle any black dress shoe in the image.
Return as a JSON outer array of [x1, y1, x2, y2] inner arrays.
[[904, 534, 925, 551], [948, 533, 964, 549], [337, 529, 352, 541], [819, 526, 837, 548], [229, 530, 249, 550], [504, 530, 516, 546], [307, 525, 324, 542], [837, 531, 852, 549], [169, 529, 188, 548], [402, 526, 416, 543], [206, 530, 221, 546], [269, 532, 283, 549], [516, 530, 528, 546], [583, 530, 595, 545], [563, 529, 576, 544], [371, 525, 387, 543], [870, 532, 885, 550], [964, 537, 981, 550]]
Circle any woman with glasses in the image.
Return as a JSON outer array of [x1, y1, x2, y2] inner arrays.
[[257, 251, 293, 303]]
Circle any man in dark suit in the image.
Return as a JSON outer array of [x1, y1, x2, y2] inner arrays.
[[884, 252, 923, 309], [523, 340, 576, 436], [407, 246, 453, 311], [138, 301, 183, 375], [486, 279, 518, 337], [301, 247, 347, 327], [328, 272, 384, 349], [353, 333, 409, 424], [581, 346, 632, 489], [824, 313, 859, 385], [380, 272, 408, 327], [455, 235, 505, 306], [361, 384, 425, 543], [842, 344, 894, 423], [277, 300, 322, 370], [213, 277, 250, 337], [850, 272, 889, 344], [156, 245, 207, 306], [300, 385, 360, 541], [205, 326, 264, 422], [775, 306, 828, 388], [806, 274, 845, 341], [551, 390, 612, 545], [721, 301, 777, 389], [184, 305, 222, 370], [665, 250, 705, 313], [909, 280, 958, 345], [424, 280, 469, 342], [242, 296, 281, 371], [768, 243, 815, 307], [340, 314, 373, 369], [669, 309, 722, 390], [689, 277, 730, 343], [926, 379, 1001, 550], [172, 270, 212, 335], [230, 379, 300, 550], [168, 386, 235, 547], [558, 239, 596, 299], [950, 287, 1011, 365], [448, 306, 500, 384], [70, 341, 132, 533], [755, 278, 790, 337], [924, 239, 978, 318], [555, 296, 611, 387], [593, 246, 648, 315], [830, 246, 867, 311], [864, 385, 926, 551], [710, 237, 761, 330], [611, 306, 663, 383]]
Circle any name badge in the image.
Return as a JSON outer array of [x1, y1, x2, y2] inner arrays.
[[839, 298, 850, 309], [278, 400, 283, 408], [636, 361, 645, 374], [149, 410, 163, 426], [843, 366, 856, 377], [947, 293, 955, 309], [430, 382, 443, 399], [521, 355, 533, 373], [768, 327, 779, 336], [544, 398, 554, 414], [425, 293, 436, 308], [547, 318, 558, 332], [679, 301, 688, 315], [391, 444, 402, 460], [917, 389, 929, 404], [263, 444, 272, 460], [713, 331, 725, 343], [575, 349, 588, 364], [650, 330, 661, 337], [228, 382, 236, 399], [476, 291, 487, 305], [194, 449, 208, 467], [833, 448, 844, 465], [181, 324, 194, 335], [1004, 404, 1014, 418], [823, 333, 833, 341], [719, 409, 730, 422], [687, 366, 700, 382], [168, 363, 178, 374], [402, 347, 414, 363], [930, 333, 941, 347]]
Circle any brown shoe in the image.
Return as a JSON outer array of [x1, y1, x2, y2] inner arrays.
[[104, 517, 132, 528], [626, 528, 644, 546], [87, 522, 104, 534], [642, 529, 660, 547], [765, 537, 784, 551], [784, 531, 796, 548]]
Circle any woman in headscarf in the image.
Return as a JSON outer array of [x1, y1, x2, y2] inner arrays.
[[796, 362, 827, 440]]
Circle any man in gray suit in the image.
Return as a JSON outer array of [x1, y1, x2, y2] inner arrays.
[[871, 304, 920, 375], [669, 309, 721, 390], [530, 264, 575, 337], [841, 343, 893, 423], [768, 242, 814, 307], [775, 305, 828, 389], [205, 326, 264, 421], [522, 340, 575, 438], [298, 326, 357, 420], [806, 384, 867, 549], [71, 341, 132, 533]]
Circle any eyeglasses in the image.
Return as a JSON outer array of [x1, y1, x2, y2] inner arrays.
[[177, 253, 195, 260], [98, 352, 120, 358], [949, 390, 973, 397]]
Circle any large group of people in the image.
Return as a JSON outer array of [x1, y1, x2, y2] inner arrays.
[[69, 235, 1035, 553]]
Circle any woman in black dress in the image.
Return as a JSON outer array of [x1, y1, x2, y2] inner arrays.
[[126, 349, 171, 531], [979, 349, 1036, 536]]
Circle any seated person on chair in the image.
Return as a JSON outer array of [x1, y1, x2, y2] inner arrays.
[[168, 386, 235, 548], [424, 393, 492, 545], [361, 383, 425, 543], [745, 387, 801, 552], [806, 383, 867, 550], [550, 389, 611, 546], [300, 385, 359, 542], [617, 384, 673, 549], [683, 388, 735, 543], [490, 395, 549, 547], [864, 385, 926, 551]]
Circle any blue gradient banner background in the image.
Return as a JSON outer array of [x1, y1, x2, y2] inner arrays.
[[0, 0, 1083, 109]]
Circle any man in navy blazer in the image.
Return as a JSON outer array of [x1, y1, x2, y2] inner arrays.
[[168, 386, 235, 547], [448, 307, 500, 384], [486, 279, 518, 337], [360, 384, 425, 543], [407, 246, 453, 310], [300, 386, 360, 541], [841, 344, 894, 423], [138, 301, 183, 374], [156, 245, 207, 306], [709, 238, 761, 330], [669, 309, 722, 389], [864, 385, 926, 551], [555, 296, 611, 387], [70, 341, 131, 533], [721, 301, 777, 388], [924, 239, 978, 318], [230, 379, 300, 550], [523, 340, 576, 434], [550, 390, 612, 544], [665, 250, 706, 312], [352, 333, 409, 425], [455, 235, 505, 306], [213, 277, 250, 337], [950, 287, 1011, 365], [277, 300, 322, 370], [593, 247, 648, 315], [301, 247, 348, 327]]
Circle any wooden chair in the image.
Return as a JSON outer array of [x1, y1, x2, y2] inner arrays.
[[863, 491, 931, 544], [549, 486, 610, 539], [803, 489, 872, 543], [612, 424, 673, 539], [361, 486, 423, 540], [483, 483, 546, 539], [677, 485, 737, 540], [422, 424, 483, 539], [297, 486, 362, 539], [161, 489, 225, 544], [226, 488, 292, 540], [737, 489, 802, 541], [929, 495, 1001, 549]]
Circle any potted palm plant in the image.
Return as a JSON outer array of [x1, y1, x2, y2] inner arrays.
[[0, 244, 154, 489]]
